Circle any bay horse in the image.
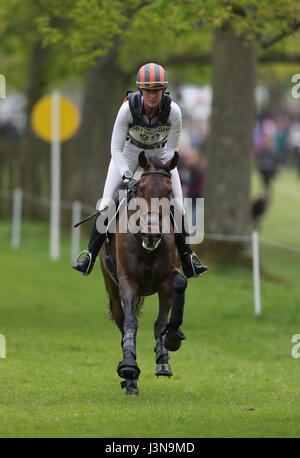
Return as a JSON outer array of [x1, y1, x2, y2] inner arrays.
[[100, 151, 187, 395]]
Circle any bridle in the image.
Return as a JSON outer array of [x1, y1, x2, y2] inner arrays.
[[131, 169, 172, 251]]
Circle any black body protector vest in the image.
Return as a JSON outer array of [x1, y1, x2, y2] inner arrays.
[[125, 91, 172, 150]]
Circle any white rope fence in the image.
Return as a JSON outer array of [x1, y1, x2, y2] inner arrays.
[[205, 231, 300, 316], [1, 188, 300, 316], [205, 233, 251, 242], [206, 232, 300, 253], [0, 188, 94, 262], [259, 236, 300, 254]]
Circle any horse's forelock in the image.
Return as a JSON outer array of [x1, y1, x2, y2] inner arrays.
[[146, 155, 170, 173], [140, 158, 171, 199]]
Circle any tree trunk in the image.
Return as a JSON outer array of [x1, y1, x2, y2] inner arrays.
[[201, 25, 256, 264], [21, 40, 51, 219]]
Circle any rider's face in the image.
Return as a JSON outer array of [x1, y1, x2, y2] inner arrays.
[[141, 89, 163, 110]]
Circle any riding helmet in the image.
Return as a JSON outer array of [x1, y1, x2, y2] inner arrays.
[[136, 63, 168, 90]]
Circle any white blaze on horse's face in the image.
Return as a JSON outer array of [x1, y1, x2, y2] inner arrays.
[[142, 237, 161, 252], [142, 234, 162, 251], [140, 210, 162, 251]]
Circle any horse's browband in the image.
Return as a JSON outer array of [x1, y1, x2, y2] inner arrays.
[[141, 171, 171, 178]]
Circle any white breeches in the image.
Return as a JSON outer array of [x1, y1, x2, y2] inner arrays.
[[97, 158, 185, 215]]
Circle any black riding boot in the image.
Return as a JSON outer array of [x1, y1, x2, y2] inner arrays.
[[174, 231, 208, 278], [72, 217, 106, 275]]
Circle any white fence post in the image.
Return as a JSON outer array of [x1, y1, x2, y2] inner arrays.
[[11, 188, 23, 250], [0, 74, 6, 99], [252, 231, 261, 316], [71, 201, 81, 262], [0, 335, 6, 358], [50, 90, 61, 260]]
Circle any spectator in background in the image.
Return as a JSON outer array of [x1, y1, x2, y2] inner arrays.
[[253, 121, 264, 156], [178, 147, 206, 225], [256, 133, 278, 192], [295, 147, 300, 179], [274, 113, 289, 165], [179, 148, 205, 196], [288, 120, 300, 178]]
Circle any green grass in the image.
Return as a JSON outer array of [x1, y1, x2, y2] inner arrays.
[[0, 169, 300, 438]]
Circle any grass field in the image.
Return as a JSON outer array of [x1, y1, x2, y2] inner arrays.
[[0, 168, 299, 438]]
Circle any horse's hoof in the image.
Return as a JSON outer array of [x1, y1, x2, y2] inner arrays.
[[117, 359, 141, 380], [121, 379, 139, 395], [155, 363, 173, 378], [164, 327, 186, 352]]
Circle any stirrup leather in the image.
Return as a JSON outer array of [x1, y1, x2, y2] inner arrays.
[[75, 249, 93, 275]]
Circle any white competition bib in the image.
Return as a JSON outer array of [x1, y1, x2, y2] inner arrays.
[[128, 124, 171, 147]]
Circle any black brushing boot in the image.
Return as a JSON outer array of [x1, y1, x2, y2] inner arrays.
[[72, 217, 106, 275]]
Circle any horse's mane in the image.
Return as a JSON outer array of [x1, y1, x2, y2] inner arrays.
[[113, 155, 170, 201]]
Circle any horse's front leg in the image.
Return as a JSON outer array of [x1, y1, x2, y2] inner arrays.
[[155, 278, 173, 378], [164, 270, 187, 352], [116, 276, 141, 382]]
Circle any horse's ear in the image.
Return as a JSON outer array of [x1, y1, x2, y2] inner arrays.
[[138, 151, 149, 169], [165, 151, 179, 171]]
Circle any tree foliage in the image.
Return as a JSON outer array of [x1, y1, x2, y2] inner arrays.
[[2, 0, 300, 89], [34, 0, 300, 65]]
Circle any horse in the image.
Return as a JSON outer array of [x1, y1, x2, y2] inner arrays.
[[99, 151, 188, 395]]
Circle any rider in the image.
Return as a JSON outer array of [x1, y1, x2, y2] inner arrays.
[[72, 63, 208, 278]]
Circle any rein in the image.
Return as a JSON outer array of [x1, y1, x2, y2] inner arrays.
[[74, 171, 171, 228]]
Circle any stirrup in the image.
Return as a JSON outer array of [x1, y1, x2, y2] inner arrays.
[[74, 249, 93, 275], [190, 251, 207, 278]]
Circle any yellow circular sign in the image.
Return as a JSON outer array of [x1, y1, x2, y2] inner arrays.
[[31, 95, 80, 142]]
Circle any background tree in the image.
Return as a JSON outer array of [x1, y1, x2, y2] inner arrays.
[[2, 0, 300, 255], [0, 0, 77, 217]]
